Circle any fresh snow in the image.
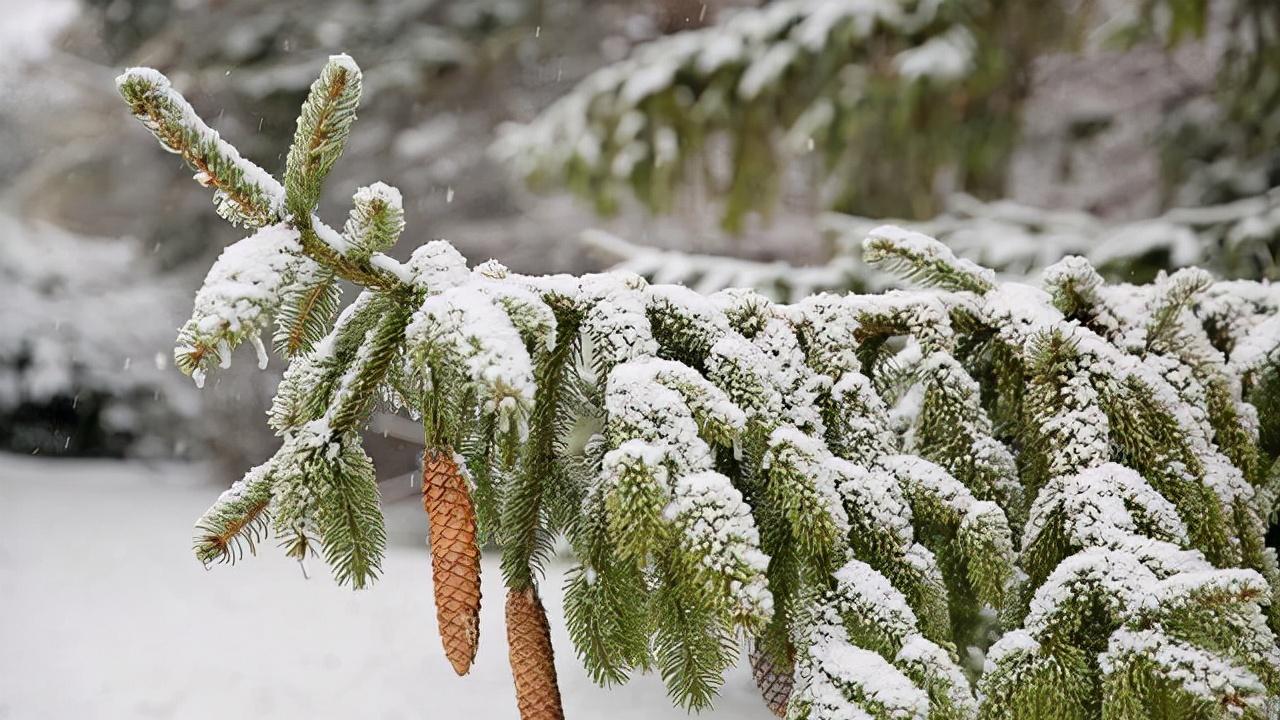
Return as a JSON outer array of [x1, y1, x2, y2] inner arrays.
[[893, 28, 974, 81], [406, 285, 538, 417], [177, 222, 303, 385]]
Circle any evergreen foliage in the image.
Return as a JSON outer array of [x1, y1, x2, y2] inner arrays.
[[121, 56, 1280, 719]]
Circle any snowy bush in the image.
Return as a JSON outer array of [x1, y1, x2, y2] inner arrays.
[[120, 56, 1280, 720], [0, 214, 196, 455]]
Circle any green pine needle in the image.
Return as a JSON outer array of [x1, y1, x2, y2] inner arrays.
[[192, 461, 274, 566], [316, 437, 386, 590], [284, 55, 363, 218], [273, 270, 342, 358]]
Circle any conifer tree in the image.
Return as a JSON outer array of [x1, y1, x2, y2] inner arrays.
[[123, 56, 1280, 719], [495, 0, 1279, 230]]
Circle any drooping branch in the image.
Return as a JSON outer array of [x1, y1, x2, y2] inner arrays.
[[120, 55, 1280, 720]]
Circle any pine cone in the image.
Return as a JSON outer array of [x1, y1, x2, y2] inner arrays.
[[422, 449, 482, 675], [505, 586, 564, 720], [749, 641, 793, 718]]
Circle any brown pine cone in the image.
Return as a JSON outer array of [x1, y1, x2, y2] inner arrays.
[[422, 449, 482, 676], [749, 641, 793, 718], [505, 586, 564, 720]]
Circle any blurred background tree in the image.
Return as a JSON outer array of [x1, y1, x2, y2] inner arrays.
[[500, 0, 1279, 232]]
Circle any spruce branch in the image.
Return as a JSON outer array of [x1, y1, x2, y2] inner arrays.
[[862, 225, 997, 294], [174, 223, 306, 386], [290, 212, 408, 294], [407, 285, 538, 428], [459, 412, 507, 545], [563, 557, 652, 685], [120, 64, 407, 298], [1101, 629, 1269, 720], [116, 68, 284, 227], [501, 318, 579, 591], [121, 62, 411, 391], [264, 429, 386, 588], [792, 559, 979, 719], [1041, 256, 1124, 341], [599, 442, 672, 564], [494, 0, 986, 228], [651, 558, 739, 711], [268, 291, 389, 434], [565, 472, 655, 682], [761, 428, 850, 570], [193, 461, 274, 566], [314, 434, 386, 590], [272, 267, 342, 358], [912, 351, 1022, 526], [284, 55, 363, 219], [325, 303, 409, 432], [1143, 267, 1214, 352], [343, 183, 405, 259], [122, 54, 1280, 720]]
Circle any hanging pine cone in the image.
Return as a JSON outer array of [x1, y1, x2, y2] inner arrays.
[[749, 641, 793, 718], [422, 449, 482, 676], [505, 586, 564, 720]]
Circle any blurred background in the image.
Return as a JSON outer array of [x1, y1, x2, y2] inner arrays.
[[0, 0, 1276, 718]]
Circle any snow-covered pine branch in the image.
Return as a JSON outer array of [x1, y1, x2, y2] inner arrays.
[[117, 67, 285, 228], [121, 57, 1280, 720]]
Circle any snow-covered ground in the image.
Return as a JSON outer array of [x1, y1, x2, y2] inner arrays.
[[0, 455, 770, 719]]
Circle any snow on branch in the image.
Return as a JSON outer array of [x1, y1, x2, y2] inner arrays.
[[117, 67, 285, 227], [582, 228, 857, 303], [121, 55, 1280, 720], [174, 222, 305, 386], [407, 285, 538, 422], [863, 225, 996, 294], [284, 54, 363, 219], [580, 190, 1280, 305]]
